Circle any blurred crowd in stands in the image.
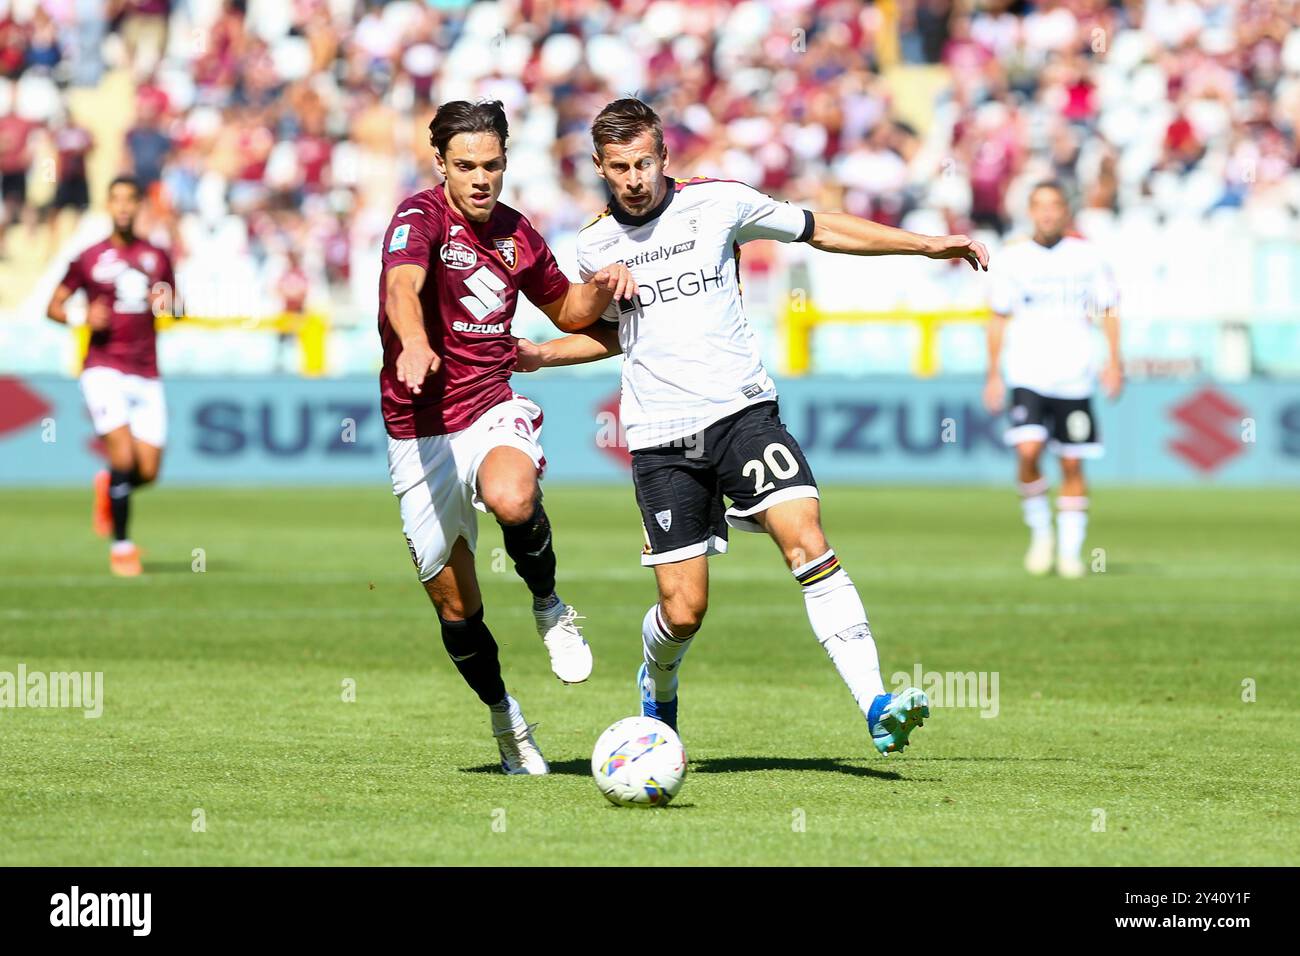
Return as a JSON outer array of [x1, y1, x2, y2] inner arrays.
[[0, 0, 1298, 322]]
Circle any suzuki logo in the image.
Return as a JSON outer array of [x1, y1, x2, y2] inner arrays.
[[1168, 388, 1246, 473], [0, 377, 52, 438], [595, 392, 631, 469]]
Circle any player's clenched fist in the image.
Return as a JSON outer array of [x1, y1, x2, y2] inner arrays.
[[983, 373, 1005, 414], [396, 338, 440, 395], [1100, 361, 1123, 399], [87, 299, 113, 331], [513, 337, 543, 373], [592, 262, 637, 301], [926, 235, 990, 271]]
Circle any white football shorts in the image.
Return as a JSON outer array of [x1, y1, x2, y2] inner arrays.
[[388, 394, 546, 582], [79, 364, 168, 448]]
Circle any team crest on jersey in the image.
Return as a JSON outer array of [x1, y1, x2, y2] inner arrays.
[[655, 509, 672, 532], [440, 239, 477, 270], [493, 237, 518, 270], [139, 251, 158, 273]]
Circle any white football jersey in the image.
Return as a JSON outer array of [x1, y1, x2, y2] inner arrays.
[[576, 177, 813, 451], [989, 235, 1119, 399]]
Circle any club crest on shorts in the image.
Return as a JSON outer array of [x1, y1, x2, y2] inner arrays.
[[1066, 409, 1092, 442], [655, 509, 672, 532], [493, 237, 518, 270]]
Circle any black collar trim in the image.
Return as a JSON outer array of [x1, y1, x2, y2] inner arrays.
[[609, 177, 676, 227]]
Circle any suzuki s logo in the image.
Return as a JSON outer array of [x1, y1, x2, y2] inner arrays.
[[1168, 388, 1246, 473], [440, 240, 477, 270], [0, 377, 53, 438]]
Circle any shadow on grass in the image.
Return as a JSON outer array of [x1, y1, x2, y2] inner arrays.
[[143, 560, 224, 574], [691, 755, 902, 780], [462, 755, 906, 781], [908, 756, 1071, 762], [461, 758, 590, 776], [1061, 561, 1156, 577]]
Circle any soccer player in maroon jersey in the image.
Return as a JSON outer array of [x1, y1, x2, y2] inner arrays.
[[379, 100, 635, 774], [46, 176, 177, 578]]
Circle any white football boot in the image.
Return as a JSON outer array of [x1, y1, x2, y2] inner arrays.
[[1057, 554, 1087, 579], [1024, 533, 1054, 576], [534, 601, 592, 684], [493, 711, 549, 776]]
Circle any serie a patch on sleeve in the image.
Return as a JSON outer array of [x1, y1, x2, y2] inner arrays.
[[389, 224, 411, 253]]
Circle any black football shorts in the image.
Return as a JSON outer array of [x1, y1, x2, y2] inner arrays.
[[631, 401, 818, 566], [1005, 387, 1102, 458]]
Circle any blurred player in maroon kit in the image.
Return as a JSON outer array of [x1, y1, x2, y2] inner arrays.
[[46, 176, 177, 577], [379, 100, 634, 774], [0, 102, 36, 260]]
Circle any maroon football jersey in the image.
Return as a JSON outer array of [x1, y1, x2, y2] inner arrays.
[[377, 186, 570, 438], [60, 237, 176, 379]]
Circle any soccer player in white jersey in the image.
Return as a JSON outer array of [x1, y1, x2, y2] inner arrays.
[[983, 181, 1122, 578], [515, 98, 988, 756]]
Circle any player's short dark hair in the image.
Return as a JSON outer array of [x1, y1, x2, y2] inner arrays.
[[428, 100, 509, 156], [1030, 180, 1070, 203], [591, 98, 664, 159], [107, 175, 142, 198]]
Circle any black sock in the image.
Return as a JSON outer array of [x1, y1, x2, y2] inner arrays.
[[498, 502, 557, 600], [439, 607, 507, 706], [108, 468, 133, 542]]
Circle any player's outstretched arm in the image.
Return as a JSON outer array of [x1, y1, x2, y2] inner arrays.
[[385, 263, 440, 395], [514, 323, 622, 372], [540, 264, 637, 332], [808, 212, 989, 271]]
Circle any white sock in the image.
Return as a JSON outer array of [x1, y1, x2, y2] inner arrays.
[[1019, 478, 1051, 540], [1056, 496, 1088, 561], [794, 549, 885, 712], [641, 604, 692, 703], [488, 694, 523, 733], [110, 539, 135, 555]]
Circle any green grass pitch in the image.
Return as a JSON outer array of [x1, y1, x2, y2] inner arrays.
[[1, 484, 1297, 866]]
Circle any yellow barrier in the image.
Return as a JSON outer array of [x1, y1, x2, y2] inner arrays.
[[781, 300, 992, 377], [73, 312, 329, 377]]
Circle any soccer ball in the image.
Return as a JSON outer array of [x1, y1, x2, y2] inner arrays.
[[591, 716, 687, 807]]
